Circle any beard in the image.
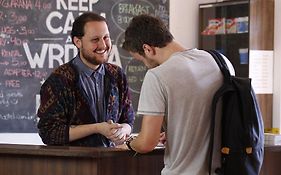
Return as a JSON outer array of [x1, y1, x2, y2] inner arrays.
[[80, 46, 111, 66]]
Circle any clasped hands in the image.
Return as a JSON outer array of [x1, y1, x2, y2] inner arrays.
[[100, 120, 129, 145]]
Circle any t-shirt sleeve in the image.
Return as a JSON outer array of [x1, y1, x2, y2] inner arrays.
[[137, 71, 165, 116]]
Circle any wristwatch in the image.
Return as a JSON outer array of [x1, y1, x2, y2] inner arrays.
[[125, 136, 138, 156], [125, 136, 134, 151]]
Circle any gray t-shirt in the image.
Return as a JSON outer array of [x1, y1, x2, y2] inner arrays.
[[137, 49, 226, 175]]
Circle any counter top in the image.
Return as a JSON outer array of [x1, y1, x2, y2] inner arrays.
[[0, 143, 164, 158], [0, 143, 164, 175]]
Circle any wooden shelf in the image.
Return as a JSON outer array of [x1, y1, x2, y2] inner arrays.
[[199, 0, 274, 129]]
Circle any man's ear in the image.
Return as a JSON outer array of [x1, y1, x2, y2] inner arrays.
[[73, 36, 82, 49], [143, 44, 156, 56]]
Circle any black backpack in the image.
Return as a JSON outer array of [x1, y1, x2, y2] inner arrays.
[[207, 50, 264, 175]]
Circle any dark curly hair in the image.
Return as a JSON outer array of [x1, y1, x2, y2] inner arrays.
[[71, 12, 107, 44], [122, 14, 173, 56]]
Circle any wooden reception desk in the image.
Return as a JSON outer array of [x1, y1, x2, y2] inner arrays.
[[0, 144, 280, 175], [0, 144, 164, 175], [260, 145, 281, 175]]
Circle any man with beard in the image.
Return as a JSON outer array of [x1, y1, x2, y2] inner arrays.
[[37, 12, 135, 147]]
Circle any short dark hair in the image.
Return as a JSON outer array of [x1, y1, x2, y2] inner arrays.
[[71, 12, 107, 44], [122, 14, 173, 56]]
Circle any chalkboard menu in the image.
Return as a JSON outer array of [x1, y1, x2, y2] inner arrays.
[[0, 0, 169, 132]]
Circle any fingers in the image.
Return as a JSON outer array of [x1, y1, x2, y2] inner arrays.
[[101, 121, 130, 145], [115, 143, 128, 149], [108, 128, 125, 140], [107, 121, 123, 133], [103, 121, 125, 144], [113, 134, 126, 145], [109, 127, 127, 145], [159, 132, 166, 144]]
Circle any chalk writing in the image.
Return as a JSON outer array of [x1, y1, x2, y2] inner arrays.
[[0, 0, 51, 10], [0, 90, 23, 107], [23, 43, 78, 69], [4, 68, 32, 77], [8, 11, 28, 25], [155, 5, 169, 25], [3, 68, 48, 79], [111, 0, 154, 30], [0, 61, 9, 66], [125, 59, 147, 93], [11, 58, 28, 67], [9, 37, 29, 46], [0, 11, 4, 21], [0, 38, 7, 46], [0, 0, 33, 9], [0, 112, 35, 120], [0, 26, 16, 35], [0, 26, 36, 36], [18, 26, 36, 35], [119, 3, 151, 15], [56, 0, 99, 11], [5, 80, 20, 88], [34, 0, 52, 10], [1, 49, 22, 58]]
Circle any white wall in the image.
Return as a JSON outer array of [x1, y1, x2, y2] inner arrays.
[[273, 0, 281, 129], [170, 0, 199, 48], [169, 0, 217, 48]]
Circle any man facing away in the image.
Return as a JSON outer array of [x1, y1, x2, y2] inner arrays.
[[37, 12, 135, 147], [122, 14, 234, 175]]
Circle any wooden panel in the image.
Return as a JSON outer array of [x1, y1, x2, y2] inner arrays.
[[250, 0, 274, 50], [0, 154, 164, 175], [260, 145, 281, 175], [0, 155, 97, 175], [250, 0, 274, 128], [99, 154, 164, 175], [257, 94, 273, 129], [0, 144, 164, 175]]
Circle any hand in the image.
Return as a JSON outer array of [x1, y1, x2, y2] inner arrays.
[[108, 122, 132, 145], [115, 143, 129, 150], [97, 121, 123, 140], [158, 132, 166, 146], [108, 126, 127, 145]]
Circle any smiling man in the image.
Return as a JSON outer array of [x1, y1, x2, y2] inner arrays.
[[37, 12, 135, 147]]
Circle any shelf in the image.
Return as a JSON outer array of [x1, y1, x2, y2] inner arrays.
[[199, 0, 274, 131]]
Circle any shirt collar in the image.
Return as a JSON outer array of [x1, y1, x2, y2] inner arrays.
[[73, 55, 105, 77]]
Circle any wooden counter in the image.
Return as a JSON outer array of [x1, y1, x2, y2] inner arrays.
[[0, 144, 164, 175], [260, 145, 281, 175], [0, 144, 280, 175]]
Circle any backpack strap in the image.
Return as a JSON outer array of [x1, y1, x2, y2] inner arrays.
[[206, 50, 231, 175], [206, 50, 232, 83]]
